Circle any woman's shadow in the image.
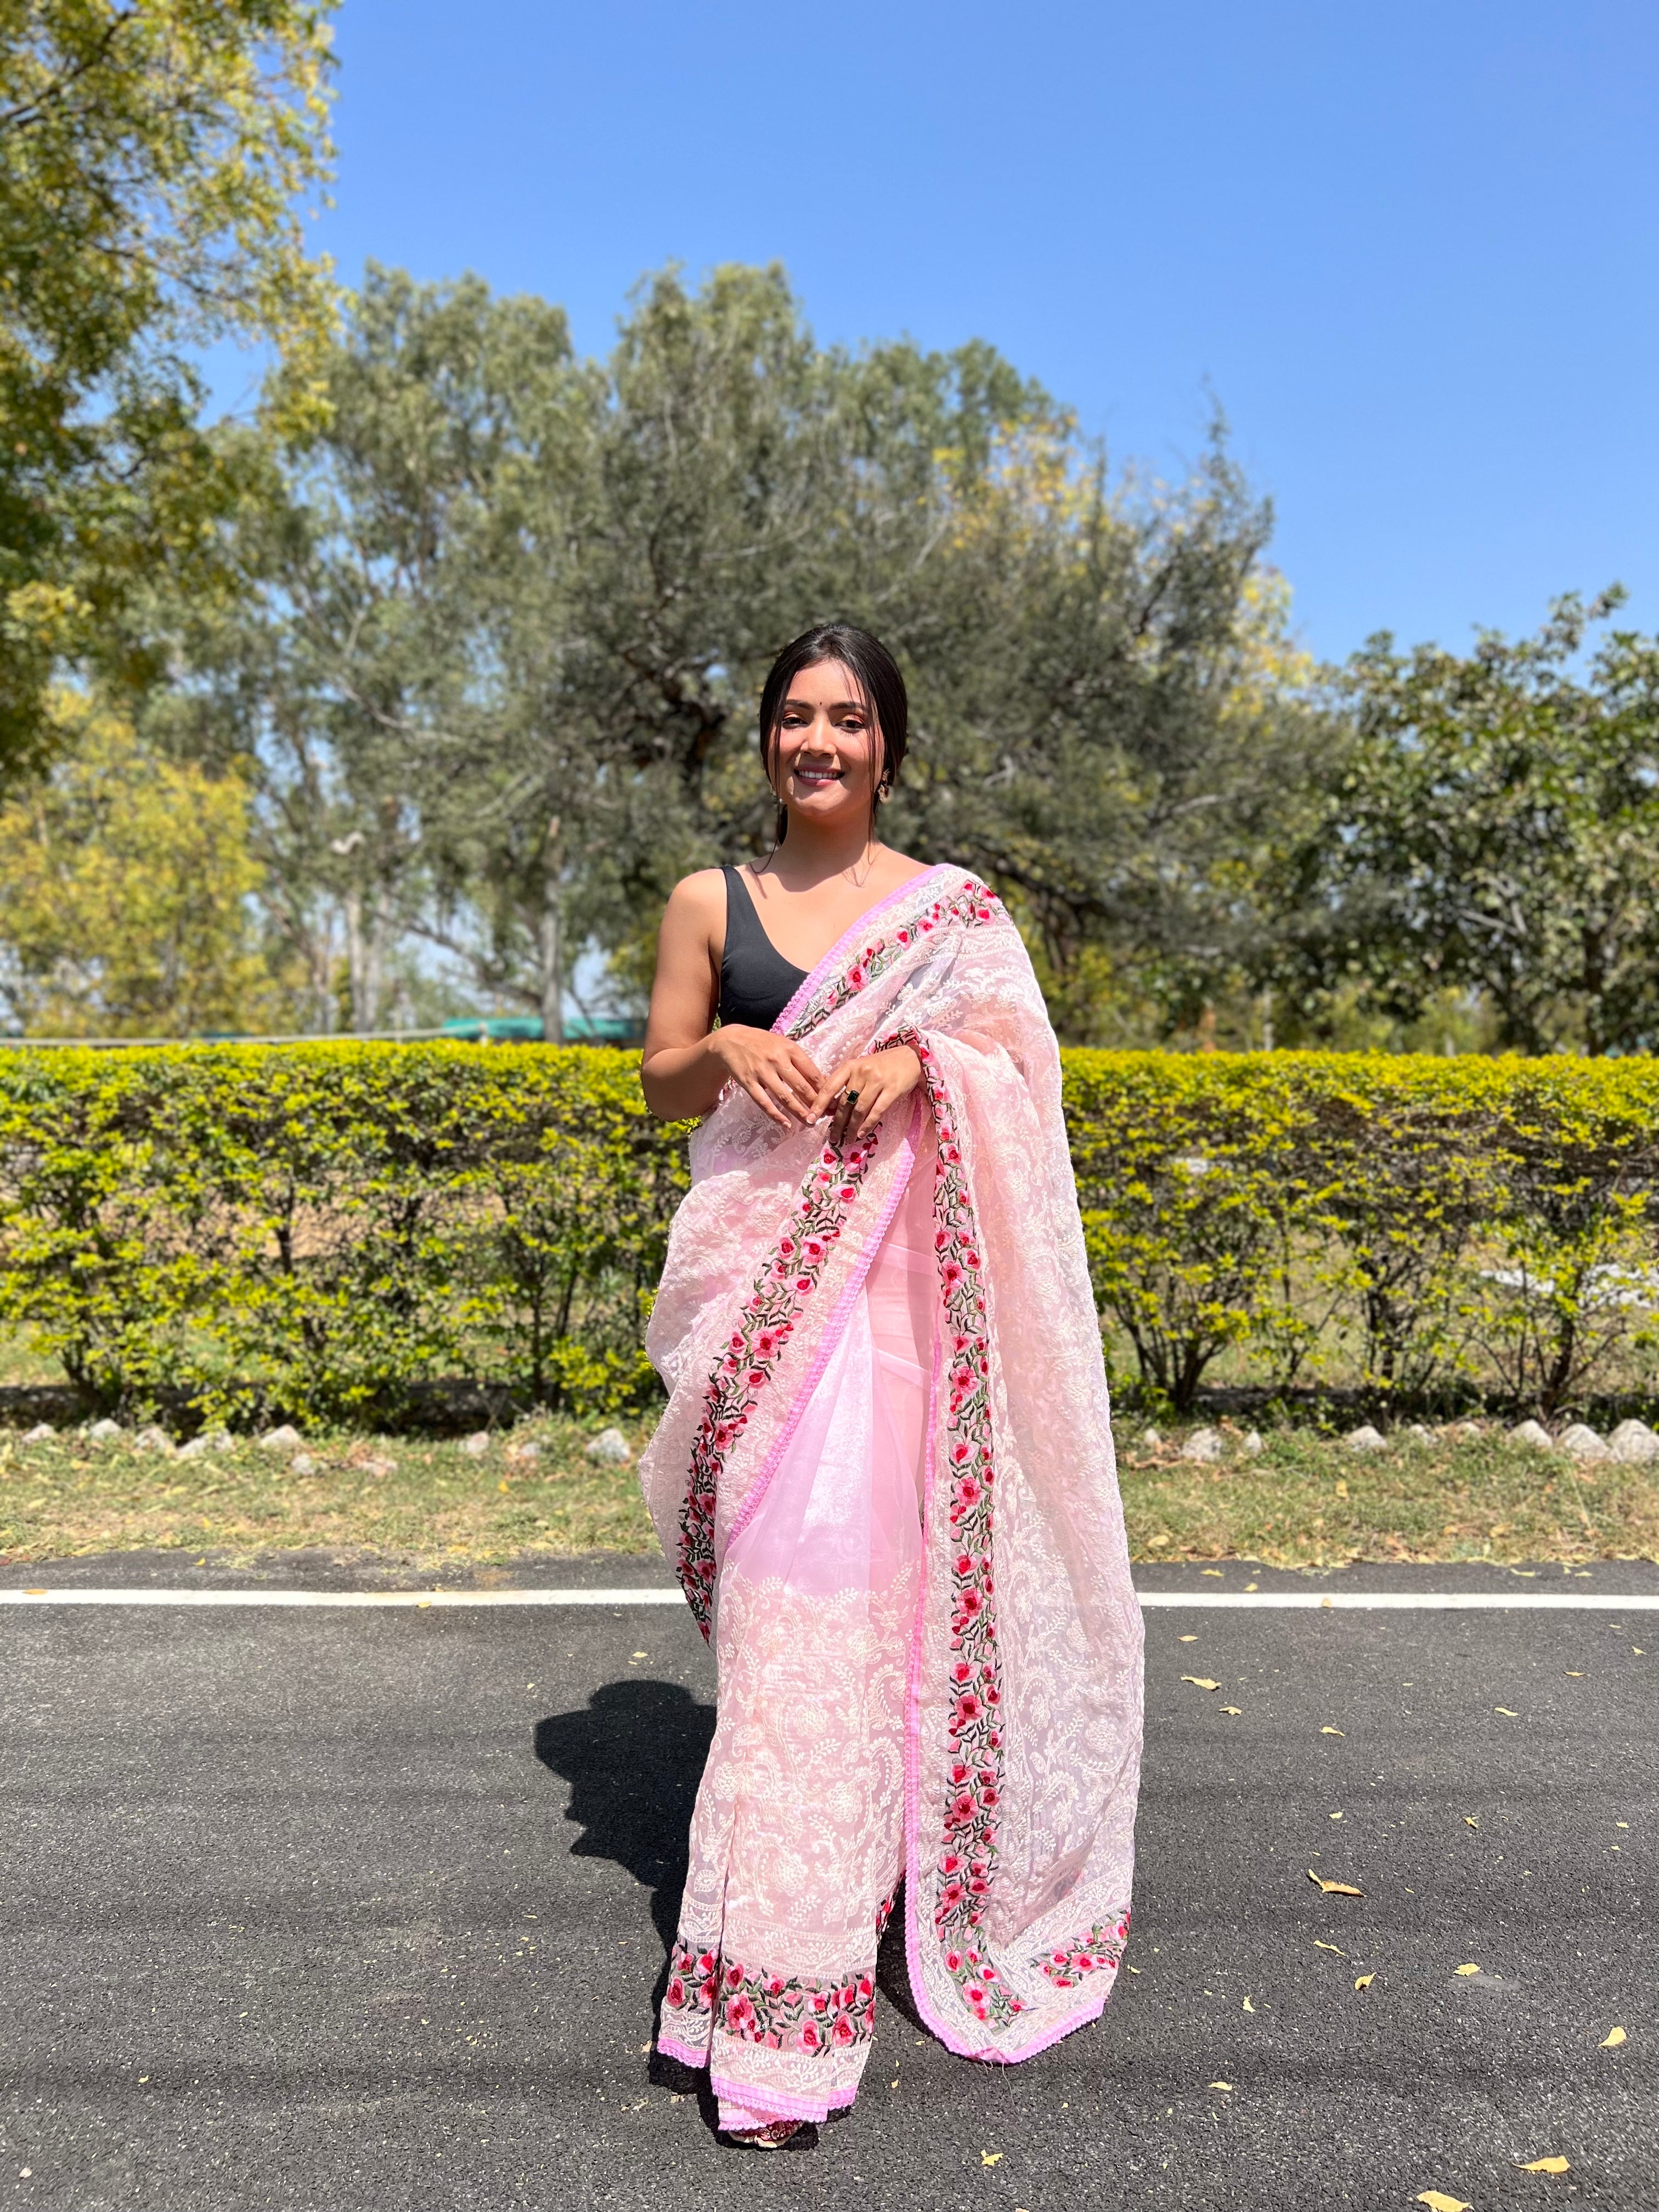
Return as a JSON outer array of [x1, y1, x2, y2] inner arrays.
[[534, 1679, 723, 2112], [534, 1678, 713, 1956], [533, 1677, 925, 2130]]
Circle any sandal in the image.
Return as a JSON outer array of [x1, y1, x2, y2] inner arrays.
[[728, 2119, 805, 2149]]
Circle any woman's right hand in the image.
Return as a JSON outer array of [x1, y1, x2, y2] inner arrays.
[[710, 1025, 824, 1130]]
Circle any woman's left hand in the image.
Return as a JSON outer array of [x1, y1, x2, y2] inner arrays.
[[810, 1044, 924, 1148]]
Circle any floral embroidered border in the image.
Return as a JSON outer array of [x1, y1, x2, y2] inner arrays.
[[909, 1034, 1026, 2036], [674, 872, 1006, 1641], [676, 1130, 882, 1635], [788, 874, 1006, 1046], [1034, 1915, 1131, 1990], [662, 1939, 877, 2056]]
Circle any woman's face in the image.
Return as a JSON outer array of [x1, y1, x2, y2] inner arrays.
[[771, 660, 882, 830]]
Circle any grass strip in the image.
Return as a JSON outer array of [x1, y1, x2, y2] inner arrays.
[[1, 1420, 1654, 1571]]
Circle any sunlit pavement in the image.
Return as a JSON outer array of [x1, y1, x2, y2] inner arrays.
[[1, 1555, 1653, 2211]]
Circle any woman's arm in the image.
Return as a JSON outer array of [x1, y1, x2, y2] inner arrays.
[[640, 872, 826, 1127]]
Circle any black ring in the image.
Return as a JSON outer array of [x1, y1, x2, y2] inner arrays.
[[844, 1088, 860, 1106]]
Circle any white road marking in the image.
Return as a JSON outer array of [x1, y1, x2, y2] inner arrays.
[[0, 1585, 1653, 1610]]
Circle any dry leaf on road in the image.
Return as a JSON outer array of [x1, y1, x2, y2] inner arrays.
[[1455, 1963, 1481, 1976], [1519, 2156, 1570, 2173], [1307, 1870, 1363, 1896], [981, 2152, 1002, 2166], [1415, 2193, 1471, 2212], [1242, 1996, 1254, 2011], [1178, 1634, 1198, 1643], [1321, 1726, 1345, 1736], [1182, 1675, 1221, 1691], [1601, 2025, 1627, 2047], [1222, 1705, 1242, 1714], [1313, 1940, 1346, 1955], [1464, 1816, 1479, 1828], [1494, 1707, 1518, 1717], [1208, 2081, 1232, 2091], [1354, 1973, 1374, 1990]]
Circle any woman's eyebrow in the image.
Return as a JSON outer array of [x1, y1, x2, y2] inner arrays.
[[782, 693, 866, 715]]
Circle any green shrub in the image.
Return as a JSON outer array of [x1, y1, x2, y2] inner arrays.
[[1063, 1051, 1659, 1413], [2, 1043, 1658, 1426], [0, 1044, 687, 1425]]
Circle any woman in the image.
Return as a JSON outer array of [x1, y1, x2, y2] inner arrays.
[[638, 624, 1142, 2148]]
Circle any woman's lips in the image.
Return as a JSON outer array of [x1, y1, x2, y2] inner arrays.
[[793, 766, 844, 787]]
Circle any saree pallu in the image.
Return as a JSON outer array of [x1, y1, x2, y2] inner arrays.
[[640, 867, 1144, 2121]]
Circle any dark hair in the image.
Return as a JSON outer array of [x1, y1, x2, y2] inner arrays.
[[757, 623, 909, 845]]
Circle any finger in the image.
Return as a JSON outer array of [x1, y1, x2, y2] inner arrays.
[[840, 1076, 882, 1147], [763, 1071, 810, 1121], [743, 1075, 793, 1128], [845, 1087, 883, 1144], [809, 1062, 854, 1121], [764, 1049, 818, 1115], [830, 1087, 858, 1148]]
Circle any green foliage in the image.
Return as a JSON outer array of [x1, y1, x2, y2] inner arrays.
[[1065, 1051, 1659, 1413], [144, 263, 1323, 1042], [0, 1042, 687, 1424], [0, 690, 283, 1034], [1266, 594, 1659, 1054], [4, 1045, 1659, 1427], [0, 0, 338, 782]]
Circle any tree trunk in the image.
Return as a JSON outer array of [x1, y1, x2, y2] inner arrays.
[[343, 883, 367, 1031], [540, 815, 563, 1045]]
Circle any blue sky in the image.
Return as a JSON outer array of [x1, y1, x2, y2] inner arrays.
[[256, 0, 1658, 665]]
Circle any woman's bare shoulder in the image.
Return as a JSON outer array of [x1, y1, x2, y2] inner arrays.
[[879, 848, 939, 887], [662, 868, 727, 922]]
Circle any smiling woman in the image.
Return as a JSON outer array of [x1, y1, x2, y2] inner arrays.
[[636, 625, 1145, 2148]]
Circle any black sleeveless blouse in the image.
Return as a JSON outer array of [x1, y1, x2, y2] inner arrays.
[[718, 865, 808, 1032]]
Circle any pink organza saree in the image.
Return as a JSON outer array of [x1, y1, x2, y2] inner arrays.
[[639, 866, 1143, 2126]]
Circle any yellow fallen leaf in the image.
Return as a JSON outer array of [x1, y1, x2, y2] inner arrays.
[[1565, 1670, 1584, 1676], [1208, 2080, 1232, 2091], [1182, 1675, 1221, 1691], [1201, 1568, 1223, 1578], [1601, 2025, 1626, 2047], [1354, 1973, 1373, 1990], [1455, 1963, 1481, 1976], [1330, 1811, 1344, 1820], [1321, 1726, 1345, 1736], [1313, 1940, 1346, 1955], [1307, 1870, 1364, 1896], [1464, 1816, 1479, 1828], [1125, 1965, 1141, 1974], [1244, 1582, 1259, 1591], [1494, 1707, 1518, 1717], [1242, 1995, 1254, 2011], [981, 2151, 1003, 2166], [1519, 2156, 1570, 2174], [1334, 1479, 1348, 1497], [1222, 1705, 1242, 1714], [1416, 2194, 1471, 2212], [1179, 1633, 1199, 1643], [23, 1588, 46, 1597], [498, 1478, 511, 1492]]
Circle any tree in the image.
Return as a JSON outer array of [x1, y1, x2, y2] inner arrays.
[[0, 0, 337, 785], [149, 262, 1318, 1044], [1266, 594, 1659, 1056], [0, 691, 281, 1034], [144, 264, 593, 1030]]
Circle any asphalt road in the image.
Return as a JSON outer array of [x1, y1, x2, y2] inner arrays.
[[1, 1558, 1654, 2212]]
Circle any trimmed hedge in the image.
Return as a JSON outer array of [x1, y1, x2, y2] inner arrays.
[[0, 1044, 687, 1425], [2, 1045, 1658, 1425]]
